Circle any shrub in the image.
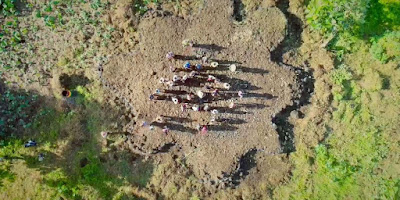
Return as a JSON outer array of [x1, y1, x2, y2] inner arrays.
[[0, 90, 38, 138], [306, 0, 371, 37], [0, 0, 16, 16], [370, 31, 400, 63]]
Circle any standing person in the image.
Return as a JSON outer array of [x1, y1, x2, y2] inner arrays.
[[162, 126, 169, 134], [184, 62, 191, 70], [200, 125, 208, 135], [181, 103, 188, 113], [196, 64, 202, 71], [173, 75, 181, 82], [172, 97, 180, 104], [166, 52, 175, 60], [211, 89, 219, 97], [202, 56, 209, 64], [238, 91, 244, 99]]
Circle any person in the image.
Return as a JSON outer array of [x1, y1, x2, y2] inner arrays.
[[156, 116, 165, 123], [184, 62, 191, 69], [38, 153, 44, 162], [223, 83, 231, 90], [189, 71, 198, 78], [149, 94, 155, 100], [200, 126, 208, 135], [229, 64, 237, 72], [187, 93, 194, 101], [181, 103, 187, 112], [197, 90, 205, 99], [211, 62, 219, 68], [196, 64, 202, 70], [24, 140, 37, 148], [172, 97, 180, 104], [167, 81, 174, 87], [210, 116, 216, 124], [61, 90, 72, 98], [172, 75, 180, 82], [207, 75, 216, 82], [155, 89, 161, 94], [229, 102, 235, 109], [238, 91, 244, 99], [162, 126, 169, 134], [149, 125, 155, 130], [202, 56, 208, 64], [101, 131, 108, 138], [192, 105, 200, 111], [211, 109, 219, 114], [166, 52, 175, 60], [203, 104, 210, 111], [196, 124, 201, 131], [182, 39, 194, 47], [211, 89, 219, 97], [159, 77, 166, 84], [181, 75, 188, 83]]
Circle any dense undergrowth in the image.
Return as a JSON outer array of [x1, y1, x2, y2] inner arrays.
[[275, 0, 400, 199]]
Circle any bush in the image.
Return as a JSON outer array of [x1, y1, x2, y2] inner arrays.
[[370, 31, 400, 63], [306, 0, 371, 37], [0, 0, 16, 16]]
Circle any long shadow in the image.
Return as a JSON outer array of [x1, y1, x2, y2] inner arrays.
[[204, 73, 262, 91], [207, 124, 238, 132], [151, 121, 197, 134], [163, 116, 194, 123], [206, 65, 269, 75], [216, 118, 247, 125], [174, 55, 199, 60], [237, 103, 267, 109], [245, 92, 277, 99], [192, 44, 226, 52], [210, 106, 252, 115], [211, 59, 242, 65]]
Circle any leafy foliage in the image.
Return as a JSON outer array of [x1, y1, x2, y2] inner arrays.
[[0, 90, 38, 138], [0, 0, 16, 16], [134, 0, 159, 15], [306, 0, 371, 37], [370, 31, 400, 63]]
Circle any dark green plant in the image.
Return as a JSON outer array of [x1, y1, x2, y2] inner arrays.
[[0, 0, 16, 16], [134, 0, 159, 15], [0, 90, 38, 138]]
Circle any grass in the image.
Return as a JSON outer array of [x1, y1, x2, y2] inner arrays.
[[274, 1, 400, 199], [0, 84, 153, 199]]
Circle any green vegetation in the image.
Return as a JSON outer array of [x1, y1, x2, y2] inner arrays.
[[0, 0, 16, 16], [306, 0, 400, 59], [1, 0, 399, 199], [0, 90, 38, 138], [0, 86, 151, 199], [275, 0, 400, 199], [134, 0, 159, 15], [370, 31, 400, 63]]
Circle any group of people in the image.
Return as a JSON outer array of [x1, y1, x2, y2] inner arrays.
[[146, 40, 244, 135]]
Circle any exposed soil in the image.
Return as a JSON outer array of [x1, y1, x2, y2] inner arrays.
[[100, 0, 306, 186]]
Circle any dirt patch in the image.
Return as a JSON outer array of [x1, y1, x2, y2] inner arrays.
[[99, 0, 302, 187]]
